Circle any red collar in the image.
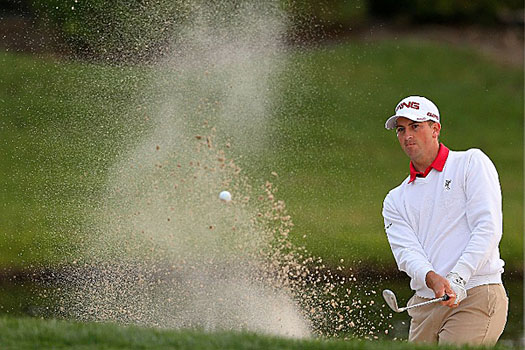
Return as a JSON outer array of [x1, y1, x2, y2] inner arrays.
[[408, 144, 449, 183]]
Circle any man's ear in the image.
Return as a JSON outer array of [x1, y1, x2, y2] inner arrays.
[[432, 123, 441, 138]]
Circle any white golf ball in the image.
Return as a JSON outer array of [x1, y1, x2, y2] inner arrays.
[[219, 190, 232, 202]]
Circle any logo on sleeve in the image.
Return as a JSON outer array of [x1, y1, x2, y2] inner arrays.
[[385, 223, 392, 230], [444, 179, 451, 190]]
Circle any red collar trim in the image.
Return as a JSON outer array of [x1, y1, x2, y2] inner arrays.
[[408, 144, 449, 183]]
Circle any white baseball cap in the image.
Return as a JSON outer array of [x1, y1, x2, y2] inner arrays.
[[385, 96, 440, 130]]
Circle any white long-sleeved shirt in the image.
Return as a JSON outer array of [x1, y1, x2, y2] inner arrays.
[[382, 147, 504, 298]]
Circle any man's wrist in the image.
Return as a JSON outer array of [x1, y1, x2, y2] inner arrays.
[[425, 270, 437, 289]]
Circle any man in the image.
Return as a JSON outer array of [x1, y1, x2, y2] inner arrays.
[[382, 96, 508, 345]]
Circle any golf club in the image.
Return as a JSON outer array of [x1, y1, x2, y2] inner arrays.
[[382, 289, 450, 313]]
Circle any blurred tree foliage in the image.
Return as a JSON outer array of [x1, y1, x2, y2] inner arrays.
[[0, 0, 31, 15], [368, 0, 523, 25], [27, 0, 194, 60], [2, 0, 523, 59]]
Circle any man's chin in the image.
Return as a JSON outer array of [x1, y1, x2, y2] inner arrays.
[[403, 147, 419, 158]]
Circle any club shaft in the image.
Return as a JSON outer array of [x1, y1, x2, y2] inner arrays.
[[399, 295, 448, 312]]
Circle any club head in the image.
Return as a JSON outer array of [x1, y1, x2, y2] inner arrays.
[[382, 289, 401, 313]]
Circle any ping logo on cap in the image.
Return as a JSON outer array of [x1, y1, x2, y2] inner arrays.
[[427, 112, 439, 120], [396, 101, 420, 112], [385, 95, 441, 130]]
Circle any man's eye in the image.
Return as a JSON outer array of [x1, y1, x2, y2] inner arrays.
[[412, 124, 419, 130], [396, 127, 404, 133]]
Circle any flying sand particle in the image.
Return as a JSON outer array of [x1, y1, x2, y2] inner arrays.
[[52, 2, 390, 339]]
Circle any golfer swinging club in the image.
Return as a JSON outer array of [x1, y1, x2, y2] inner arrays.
[[382, 96, 508, 345]]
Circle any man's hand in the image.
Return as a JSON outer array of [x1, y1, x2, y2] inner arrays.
[[425, 271, 457, 307], [446, 272, 467, 305]]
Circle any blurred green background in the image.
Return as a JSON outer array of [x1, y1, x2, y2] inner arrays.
[[1, 34, 522, 273], [0, 0, 523, 345], [1, 0, 522, 271]]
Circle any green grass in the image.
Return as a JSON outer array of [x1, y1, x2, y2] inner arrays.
[[0, 38, 522, 272], [0, 53, 154, 267], [0, 316, 513, 349]]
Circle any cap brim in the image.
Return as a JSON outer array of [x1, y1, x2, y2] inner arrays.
[[384, 114, 438, 130], [384, 115, 399, 130]]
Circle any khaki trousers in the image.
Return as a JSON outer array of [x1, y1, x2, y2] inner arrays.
[[407, 284, 508, 346]]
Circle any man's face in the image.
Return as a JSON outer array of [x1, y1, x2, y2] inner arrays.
[[395, 117, 440, 161]]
